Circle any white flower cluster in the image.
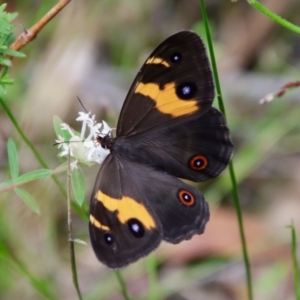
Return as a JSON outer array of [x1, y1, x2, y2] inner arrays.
[[56, 112, 111, 169]]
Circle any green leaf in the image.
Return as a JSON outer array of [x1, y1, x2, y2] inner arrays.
[[14, 187, 40, 214], [0, 22, 10, 34], [0, 75, 14, 85], [0, 66, 8, 78], [7, 138, 18, 180], [0, 57, 11, 67], [1, 48, 26, 57], [53, 115, 73, 142], [0, 3, 7, 13], [15, 169, 52, 184], [0, 83, 6, 93], [71, 168, 85, 206], [73, 238, 87, 245], [0, 179, 12, 190], [6, 12, 18, 22]]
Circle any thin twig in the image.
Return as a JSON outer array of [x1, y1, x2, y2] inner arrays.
[[259, 80, 300, 104], [10, 0, 71, 51]]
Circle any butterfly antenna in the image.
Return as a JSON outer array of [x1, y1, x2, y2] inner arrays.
[[76, 96, 105, 141], [77, 96, 90, 114]]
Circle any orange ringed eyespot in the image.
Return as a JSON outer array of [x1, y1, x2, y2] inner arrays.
[[189, 155, 208, 171], [178, 189, 195, 207]]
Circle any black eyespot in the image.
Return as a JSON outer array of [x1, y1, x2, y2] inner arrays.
[[128, 218, 145, 238], [178, 189, 195, 207], [104, 233, 114, 245], [170, 52, 182, 63], [176, 82, 198, 99]]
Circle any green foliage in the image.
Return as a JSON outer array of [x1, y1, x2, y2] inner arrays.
[[14, 187, 40, 214], [288, 222, 300, 299], [1, 138, 52, 214], [0, 3, 25, 92], [248, 0, 300, 34], [7, 137, 18, 180], [53, 115, 73, 141], [71, 167, 86, 206]]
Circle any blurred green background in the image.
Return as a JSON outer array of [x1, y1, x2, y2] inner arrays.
[[1, 0, 300, 299]]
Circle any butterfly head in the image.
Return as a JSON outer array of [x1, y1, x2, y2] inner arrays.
[[96, 131, 114, 150]]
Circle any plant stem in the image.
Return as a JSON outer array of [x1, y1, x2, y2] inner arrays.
[[67, 150, 83, 300], [247, 0, 300, 34], [10, 0, 72, 51], [115, 270, 132, 300], [199, 1, 253, 299], [288, 221, 300, 299]]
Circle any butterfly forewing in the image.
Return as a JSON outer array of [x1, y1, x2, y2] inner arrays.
[[116, 31, 215, 137]]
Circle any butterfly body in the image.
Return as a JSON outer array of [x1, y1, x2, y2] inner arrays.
[[89, 31, 233, 268]]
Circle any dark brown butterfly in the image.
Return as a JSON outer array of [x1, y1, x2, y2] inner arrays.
[[89, 31, 233, 268]]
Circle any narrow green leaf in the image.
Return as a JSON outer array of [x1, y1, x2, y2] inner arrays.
[[0, 179, 12, 190], [6, 12, 18, 22], [0, 32, 9, 45], [0, 57, 11, 67], [0, 3, 7, 12], [0, 66, 8, 78], [7, 138, 18, 180], [73, 238, 87, 245], [0, 83, 6, 93], [1, 48, 26, 57], [71, 168, 86, 206], [53, 115, 64, 136], [0, 75, 14, 84], [15, 169, 52, 184], [0, 19, 10, 31], [14, 187, 40, 214], [53, 115, 73, 142]]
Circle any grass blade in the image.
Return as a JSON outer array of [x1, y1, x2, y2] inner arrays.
[[288, 221, 300, 299], [247, 0, 300, 34], [115, 270, 132, 300], [198, 1, 253, 299]]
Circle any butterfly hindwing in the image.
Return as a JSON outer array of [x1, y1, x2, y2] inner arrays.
[[89, 154, 162, 269], [89, 154, 209, 268], [117, 31, 215, 136], [114, 107, 233, 182]]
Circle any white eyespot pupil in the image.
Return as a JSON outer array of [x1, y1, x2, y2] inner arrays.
[[196, 160, 202, 166], [131, 223, 140, 232], [182, 86, 191, 95], [105, 233, 113, 245]]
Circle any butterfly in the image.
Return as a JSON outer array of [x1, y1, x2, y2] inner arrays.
[[89, 30, 234, 268]]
